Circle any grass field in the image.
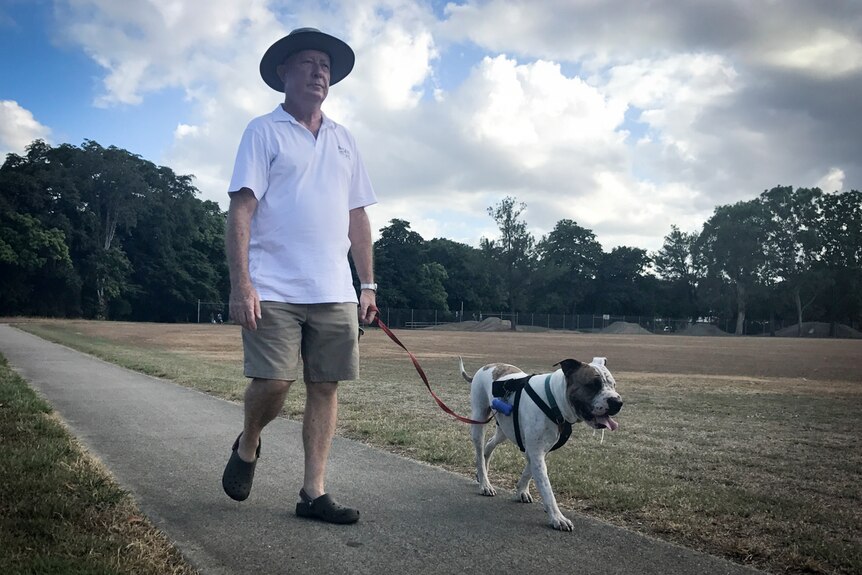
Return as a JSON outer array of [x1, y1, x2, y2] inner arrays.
[[9, 319, 862, 575]]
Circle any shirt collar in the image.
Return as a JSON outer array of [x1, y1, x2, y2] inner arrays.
[[271, 104, 333, 130]]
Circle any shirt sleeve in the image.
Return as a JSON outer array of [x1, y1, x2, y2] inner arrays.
[[347, 135, 377, 210], [227, 123, 271, 200]]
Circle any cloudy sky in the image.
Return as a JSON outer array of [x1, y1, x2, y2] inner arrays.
[[2, 0, 860, 253]]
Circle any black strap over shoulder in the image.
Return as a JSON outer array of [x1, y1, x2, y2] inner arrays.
[[492, 375, 532, 398], [523, 383, 572, 452], [523, 383, 563, 425], [501, 377, 572, 453], [512, 387, 524, 451]]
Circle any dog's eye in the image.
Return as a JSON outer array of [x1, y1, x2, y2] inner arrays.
[[588, 378, 602, 390]]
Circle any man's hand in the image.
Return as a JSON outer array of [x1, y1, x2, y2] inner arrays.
[[230, 282, 261, 330], [358, 290, 377, 325]]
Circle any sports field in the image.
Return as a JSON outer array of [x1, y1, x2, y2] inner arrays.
[[13, 319, 862, 575]]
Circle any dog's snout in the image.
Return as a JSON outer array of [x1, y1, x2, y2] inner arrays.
[[607, 397, 623, 415]]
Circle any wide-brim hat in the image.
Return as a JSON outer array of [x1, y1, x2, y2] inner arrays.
[[259, 27, 355, 91]]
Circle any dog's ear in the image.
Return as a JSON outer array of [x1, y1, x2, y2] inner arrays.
[[554, 359, 582, 377]]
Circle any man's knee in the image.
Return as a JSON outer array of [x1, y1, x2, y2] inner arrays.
[[306, 381, 338, 400], [250, 377, 293, 395]]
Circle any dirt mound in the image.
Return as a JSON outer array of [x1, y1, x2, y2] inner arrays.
[[601, 321, 652, 335], [425, 318, 513, 332], [472, 317, 512, 331], [427, 320, 479, 331], [774, 322, 862, 339], [678, 323, 730, 337]]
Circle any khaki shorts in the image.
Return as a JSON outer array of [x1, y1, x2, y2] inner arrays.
[[242, 302, 359, 383]]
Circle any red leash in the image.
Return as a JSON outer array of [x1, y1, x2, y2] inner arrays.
[[371, 315, 492, 425]]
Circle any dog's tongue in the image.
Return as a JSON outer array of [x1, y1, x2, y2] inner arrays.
[[595, 416, 619, 431]]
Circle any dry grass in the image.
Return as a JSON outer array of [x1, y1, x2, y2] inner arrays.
[[12, 319, 862, 575]]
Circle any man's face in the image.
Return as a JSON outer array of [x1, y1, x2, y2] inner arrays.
[[278, 49, 331, 103]]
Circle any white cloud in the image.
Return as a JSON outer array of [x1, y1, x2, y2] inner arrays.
[[346, 6, 438, 111], [0, 101, 51, 156], [47, 0, 862, 254], [173, 123, 199, 139], [602, 54, 738, 125], [459, 56, 627, 168], [58, 0, 277, 106], [759, 28, 862, 78], [816, 167, 845, 193]]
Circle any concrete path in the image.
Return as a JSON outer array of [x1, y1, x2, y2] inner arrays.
[[0, 324, 762, 575]]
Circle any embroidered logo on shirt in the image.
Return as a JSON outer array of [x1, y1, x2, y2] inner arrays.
[[337, 145, 351, 160]]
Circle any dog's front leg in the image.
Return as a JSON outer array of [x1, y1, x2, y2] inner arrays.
[[529, 453, 573, 531], [515, 456, 533, 503]]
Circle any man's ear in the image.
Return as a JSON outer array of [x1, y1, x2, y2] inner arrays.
[[554, 358, 582, 377], [276, 64, 287, 84]]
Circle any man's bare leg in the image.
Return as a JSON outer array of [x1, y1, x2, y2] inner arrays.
[[237, 377, 292, 461], [301, 381, 338, 498]]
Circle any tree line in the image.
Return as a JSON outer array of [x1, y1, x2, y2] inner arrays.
[[1, 140, 227, 322], [2, 140, 860, 334]]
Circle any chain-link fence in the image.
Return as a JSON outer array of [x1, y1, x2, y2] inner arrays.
[[372, 308, 789, 335], [196, 300, 229, 324], [199, 300, 795, 335]]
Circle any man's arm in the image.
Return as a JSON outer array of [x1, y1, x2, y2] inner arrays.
[[348, 206, 377, 324], [226, 188, 261, 330]]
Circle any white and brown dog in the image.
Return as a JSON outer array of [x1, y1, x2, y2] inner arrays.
[[459, 356, 623, 531]]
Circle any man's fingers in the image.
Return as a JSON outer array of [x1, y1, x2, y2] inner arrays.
[[358, 307, 367, 325], [229, 302, 258, 330], [359, 303, 378, 325]]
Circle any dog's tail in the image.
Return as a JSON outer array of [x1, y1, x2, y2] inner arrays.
[[458, 356, 472, 384]]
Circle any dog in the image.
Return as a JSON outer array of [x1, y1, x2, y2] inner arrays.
[[459, 356, 623, 531]]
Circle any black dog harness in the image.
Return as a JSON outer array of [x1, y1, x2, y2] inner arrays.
[[492, 375, 572, 452]]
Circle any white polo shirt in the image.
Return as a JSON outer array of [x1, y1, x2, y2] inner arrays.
[[228, 105, 377, 304]]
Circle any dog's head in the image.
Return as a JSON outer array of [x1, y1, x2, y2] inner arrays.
[[555, 357, 623, 431]]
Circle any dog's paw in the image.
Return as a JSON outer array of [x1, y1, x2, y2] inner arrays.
[[516, 490, 533, 503], [550, 514, 574, 532], [479, 484, 497, 497]]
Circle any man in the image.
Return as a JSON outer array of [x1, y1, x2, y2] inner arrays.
[[221, 27, 377, 525]]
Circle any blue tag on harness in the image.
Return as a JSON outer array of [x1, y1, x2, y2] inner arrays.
[[492, 398, 513, 415]]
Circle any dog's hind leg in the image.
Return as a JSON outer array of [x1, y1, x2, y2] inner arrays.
[[472, 423, 497, 496], [483, 425, 506, 472]]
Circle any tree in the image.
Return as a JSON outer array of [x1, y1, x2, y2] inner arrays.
[[483, 197, 535, 329], [760, 186, 825, 336], [413, 262, 449, 311], [533, 219, 602, 313], [0, 141, 83, 316], [373, 219, 429, 308], [653, 225, 702, 321], [696, 200, 769, 335], [75, 141, 147, 317], [0, 139, 228, 321], [589, 246, 652, 315], [425, 238, 504, 311], [818, 189, 862, 330], [0, 211, 77, 316], [122, 166, 227, 322]]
